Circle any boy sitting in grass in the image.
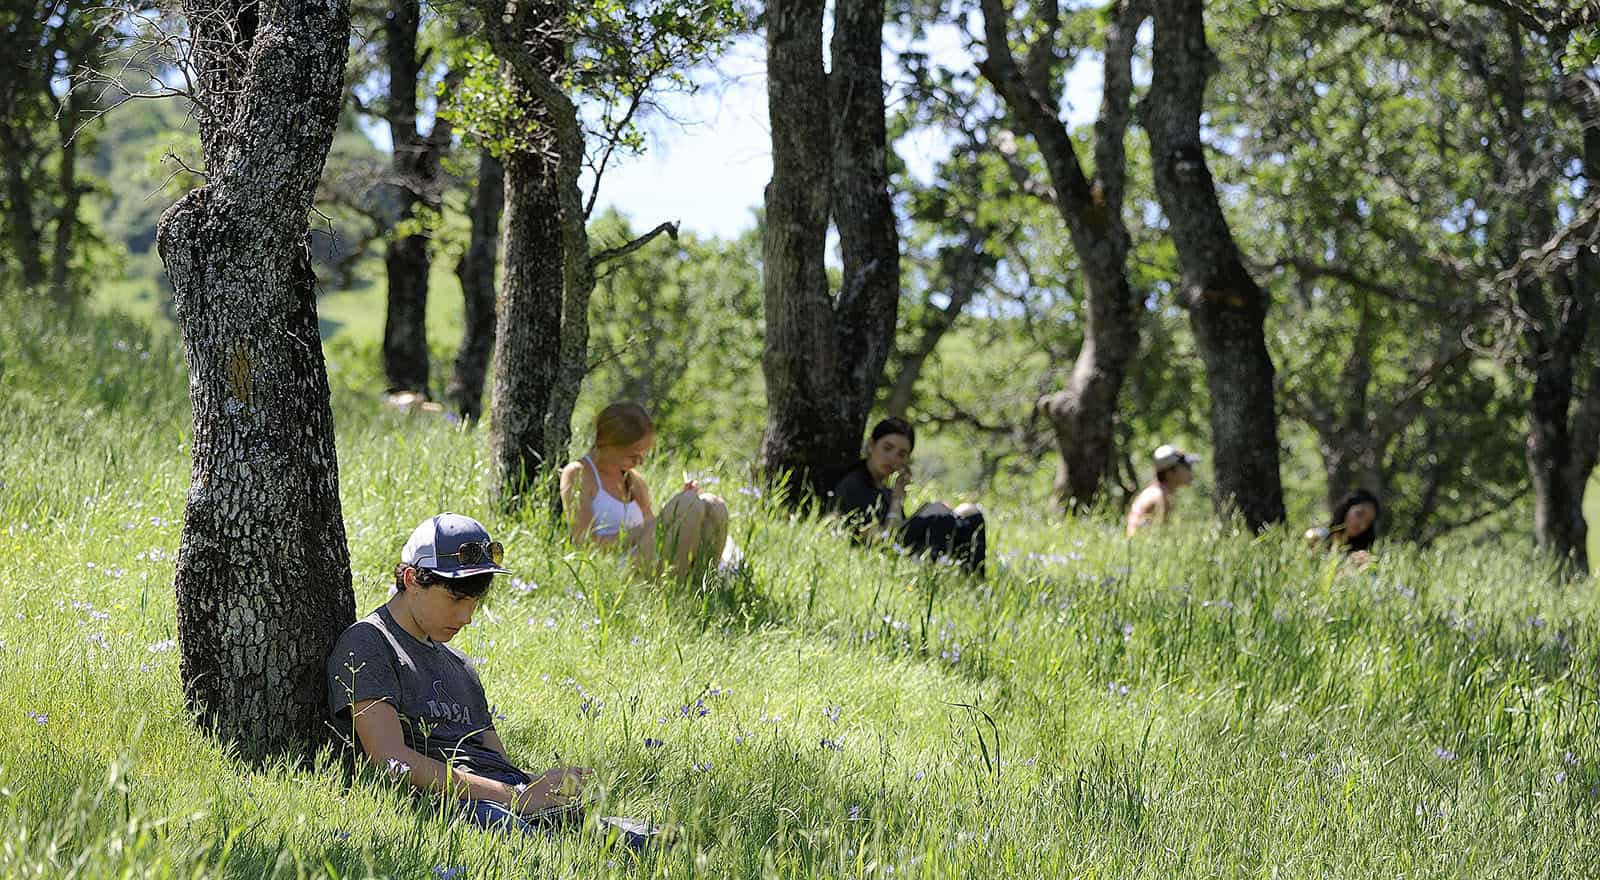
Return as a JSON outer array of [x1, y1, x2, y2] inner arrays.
[[328, 513, 590, 834]]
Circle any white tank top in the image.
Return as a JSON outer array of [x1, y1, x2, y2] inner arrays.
[[583, 455, 644, 538]]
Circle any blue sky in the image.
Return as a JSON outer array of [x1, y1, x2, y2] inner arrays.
[[583, 25, 1107, 240]]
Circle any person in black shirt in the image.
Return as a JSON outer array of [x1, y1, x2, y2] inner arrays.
[[1304, 488, 1381, 567], [828, 417, 986, 575]]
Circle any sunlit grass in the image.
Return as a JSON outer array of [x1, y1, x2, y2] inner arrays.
[[1, 301, 1597, 877]]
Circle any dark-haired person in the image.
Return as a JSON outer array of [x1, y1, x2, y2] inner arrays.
[[327, 513, 591, 835], [829, 417, 987, 575], [559, 401, 738, 577], [1305, 488, 1381, 566], [1126, 444, 1199, 536]]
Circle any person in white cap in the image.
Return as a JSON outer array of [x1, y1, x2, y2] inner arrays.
[[1126, 444, 1199, 535], [327, 513, 591, 834]]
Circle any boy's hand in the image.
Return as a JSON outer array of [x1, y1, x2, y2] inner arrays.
[[515, 766, 591, 814]]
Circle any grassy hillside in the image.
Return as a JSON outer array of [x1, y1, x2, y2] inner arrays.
[[1, 293, 1598, 878]]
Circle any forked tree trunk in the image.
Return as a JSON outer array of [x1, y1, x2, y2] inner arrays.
[[446, 149, 504, 420], [978, 0, 1144, 511], [760, 0, 901, 502], [475, 0, 588, 509], [472, 0, 677, 509], [1142, 0, 1285, 528], [155, 0, 354, 756]]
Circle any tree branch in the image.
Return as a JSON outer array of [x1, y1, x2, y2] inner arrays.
[[1493, 195, 1600, 289], [589, 220, 679, 268], [1373, 341, 1471, 444], [1259, 255, 1484, 314], [583, 78, 650, 219], [1417, 486, 1531, 547]]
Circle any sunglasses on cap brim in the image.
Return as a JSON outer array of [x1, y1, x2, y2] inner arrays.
[[434, 539, 505, 568]]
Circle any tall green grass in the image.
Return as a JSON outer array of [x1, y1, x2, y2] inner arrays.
[[1, 301, 1597, 878]]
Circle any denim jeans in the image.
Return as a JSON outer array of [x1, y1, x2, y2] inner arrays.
[[459, 768, 538, 836], [462, 796, 540, 835]]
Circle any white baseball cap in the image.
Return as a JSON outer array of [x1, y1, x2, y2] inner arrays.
[[401, 513, 511, 578], [1152, 444, 1200, 471]]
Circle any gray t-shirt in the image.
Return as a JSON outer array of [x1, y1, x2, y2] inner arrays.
[[327, 606, 524, 780]]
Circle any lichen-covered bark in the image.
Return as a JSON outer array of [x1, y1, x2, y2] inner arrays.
[[489, 142, 567, 506], [446, 149, 504, 421], [156, 0, 355, 757], [1143, 0, 1285, 529], [760, 0, 901, 502]]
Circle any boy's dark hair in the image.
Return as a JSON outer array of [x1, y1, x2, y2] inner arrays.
[[870, 416, 915, 451], [1330, 488, 1381, 553], [393, 564, 495, 598]]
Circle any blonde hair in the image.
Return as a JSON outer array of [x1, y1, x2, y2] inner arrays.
[[594, 401, 654, 448]]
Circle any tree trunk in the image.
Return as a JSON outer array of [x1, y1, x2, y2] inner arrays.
[[828, 0, 902, 423], [978, 0, 1144, 511], [380, 0, 434, 395], [50, 31, 98, 306], [1523, 267, 1592, 570], [382, 220, 431, 391], [1505, 38, 1595, 571], [1142, 0, 1285, 528], [759, 0, 901, 502], [155, 0, 355, 757], [446, 149, 503, 421], [1315, 291, 1379, 511], [477, 2, 585, 509], [2, 126, 44, 289], [490, 146, 567, 506], [50, 120, 79, 304]]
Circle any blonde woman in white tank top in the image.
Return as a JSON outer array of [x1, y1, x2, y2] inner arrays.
[[559, 402, 736, 577]]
